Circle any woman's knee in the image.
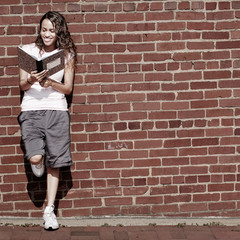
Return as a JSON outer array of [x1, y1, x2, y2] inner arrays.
[[30, 155, 43, 165]]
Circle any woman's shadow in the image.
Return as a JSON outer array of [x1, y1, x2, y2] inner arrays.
[[21, 141, 73, 212]]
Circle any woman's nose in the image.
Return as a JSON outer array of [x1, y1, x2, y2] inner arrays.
[[45, 31, 50, 37]]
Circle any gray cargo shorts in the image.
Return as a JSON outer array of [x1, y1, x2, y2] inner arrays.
[[18, 110, 72, 168]]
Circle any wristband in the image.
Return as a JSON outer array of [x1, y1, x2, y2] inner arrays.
[[27, 79, 33, 85]]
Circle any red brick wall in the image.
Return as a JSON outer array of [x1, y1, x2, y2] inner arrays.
[[1, 0, 240, 218]]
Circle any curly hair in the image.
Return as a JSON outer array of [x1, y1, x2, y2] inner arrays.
[[35, 11, 77, 62]]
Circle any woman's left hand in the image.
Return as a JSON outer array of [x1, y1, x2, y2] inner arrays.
[[40, 78, 53, 88]]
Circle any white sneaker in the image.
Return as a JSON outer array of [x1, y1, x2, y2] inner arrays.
[[31, 160, 44, 177], [43, 205, 59, 230]]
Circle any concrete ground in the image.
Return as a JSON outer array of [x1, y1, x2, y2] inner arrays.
[[1, 217, 240, 240]]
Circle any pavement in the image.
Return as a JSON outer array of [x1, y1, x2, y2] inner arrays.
[[1, 224, 240, 240]]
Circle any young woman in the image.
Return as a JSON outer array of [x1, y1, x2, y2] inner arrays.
[[18, 11, 76, 230]]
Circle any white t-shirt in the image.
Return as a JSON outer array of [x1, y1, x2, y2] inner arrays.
[[20, 43, 71, 111]]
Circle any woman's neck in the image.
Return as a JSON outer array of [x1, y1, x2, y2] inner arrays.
[[43, 45, 56, 52]]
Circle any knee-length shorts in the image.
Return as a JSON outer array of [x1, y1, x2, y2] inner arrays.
[[18, 110, 72, 168]]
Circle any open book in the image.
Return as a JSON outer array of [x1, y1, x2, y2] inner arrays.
[[18, 46, 65, 77]]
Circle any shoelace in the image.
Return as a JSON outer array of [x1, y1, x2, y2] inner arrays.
[[35, 161, 43, 169]]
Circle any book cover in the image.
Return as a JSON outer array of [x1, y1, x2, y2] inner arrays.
[[18, 46, 65, 77]]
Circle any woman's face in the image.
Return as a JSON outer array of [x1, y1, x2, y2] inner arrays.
[[40, 18, 57, 51]]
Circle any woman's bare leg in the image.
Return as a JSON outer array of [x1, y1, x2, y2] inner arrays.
[[46, 167, 59, 206]]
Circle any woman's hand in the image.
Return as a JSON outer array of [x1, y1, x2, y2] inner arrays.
[[19, 68, 49, 91], [29, 70, 48, 85], [40, 78, 53, 88]]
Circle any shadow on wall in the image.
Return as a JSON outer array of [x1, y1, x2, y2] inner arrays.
[[20, 139, 73, 212]]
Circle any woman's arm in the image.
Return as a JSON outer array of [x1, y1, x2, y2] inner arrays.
[[19, 68, 48, 91], [42, 57, 75, 95]]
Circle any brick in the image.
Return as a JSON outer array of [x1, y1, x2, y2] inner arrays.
[[179, 147, 207, 156], [164, 194, 191, 204], [191, 100, 218, 109], [95, 4, 107, 12], [204, 70, 231, 79], [123, 187, 148, 196], [85, 13, 114, 23], [233, 1, 240, 9], [92, 207, 120, 216], [157, 22, 185, 31], [216, 21, 240, 30], [150, 2, 163, 11], [203, 31, 229, 39], [127, 43, 154, 52], [68, 4, 80, 12], [162, 82, 188, 91], [122, 168, 149, 177], [207, 11, 234, 20], [180, 166, 208, 175], [92, 170, 120, 179], [105, 197, 132, 206], [136, 196, 163, 204], [101, 83, 130, 93], [176, 12, 204, 20], [105, 141, 133, 150], [206, 127, 233, 137], [97, 23, 125, 32], [84, 56, 113, 65], [134, 178, 146, 186], [216, 41, 240, 49], [98, 44, 125, 53], [103, 103, 130, 112], [84, 33, 112, 43], [191, 81, 217, 90], [209, 147, 235, 155], [152, 167, 179, 176], [180, 203, 207, 212], [127, 23, 155, 32], [87, 94, 115, 103], [206, 2, 217, 10], [174, 71, 202, 81], [178, 110, 205, 119], [135, 140, 162, 149], [157, 42, 185, 51], [162, 157, 189, 166], [76, 143, 104, 151], [222, 192, 240, 201], [192, 138, 219, 146], [210, 165, 236, 173], [137, 3, 149, 11], [187, 41, 214, 50], [152, 204, 178, 214], [143, 33, 171, 42], [115, 73, 143, 82], [209, 202, 235, 211], [116, 13, 143, 22], [187, 22, 214, 30], [74, 198, 102, 208], [114, 33, 142, 42], [62, 208, 91, 217], [164, 139, 191, 148], [177, 91, 203, 100], [114, 54, 142, 63], [173, 52, 201, 61], [105, 160, 132, 169], [146, 12, 173, 21]]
